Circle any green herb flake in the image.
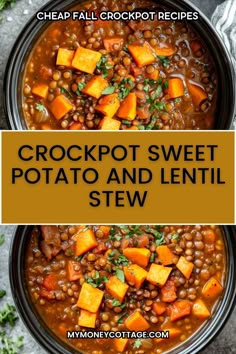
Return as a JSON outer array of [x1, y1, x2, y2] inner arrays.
[[0, 304, 18, 327], [86, 271, 108, 288], [171, 233, 179, 240], [35, 103, 45, 112], [0, 331, 24, 354], [0, 290, 6, 299], [61, 87, 72, 98], [102, 86, 116, 95], [116, 268, 125, 283], [0, 0, 17, 11], [133, 339, 142, 349], [117, 312, 128, 324], [96, 55, 113, 78], [163, 79, 169, 89], [149, 254, 155, 263], [159, 56, 170, 68]]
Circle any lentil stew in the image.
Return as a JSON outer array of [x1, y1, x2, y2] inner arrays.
[[26, 225, 225, 353], [23, 0, 217, 130]]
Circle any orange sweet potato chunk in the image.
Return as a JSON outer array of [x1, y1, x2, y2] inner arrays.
[[187, 82, 208, 106], [75, 229, 98, 256], [155, 46, 176, 57], [123, 248, 150, 268], [95, 94, 120, 117], [77, 283, 104, 313], [152, 302, 167, 315], [170, 300, 191, 322], [154, 328, 181, 343], [125, 311, 150, 331], [49, 95, 73, 120], [32, 83, 49, 99], [105, 276, 129, 303], [156, 245, 175, 266], [67, 261, 82, 282], [113, 338, 129, 352], [117, 93, 137, 120], [124, 264, 147, 289], [176, 256, 194, 279], [147, 264, 172, 287], [103, 37, 124, 52], [99, 116, 121, 130], [82, 75, 109, 99], [78, 309, 97, 328], [192, 299, 210, 319], [56, 48, 75, 67], [72, 47, 102, 74], [168, 78, 185, 99], [128, 42, 155, 67], [202, 276, 223, 299]]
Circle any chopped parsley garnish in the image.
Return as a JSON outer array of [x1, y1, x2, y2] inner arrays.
[[96, 55, 113, 78], [0, 305, 18, 327], [0, 0, 17, 11], [117, 312, 128, 324], [0, 331, 24, 354], [61, 87, 72, 98], [133, 339, 142, 349], [149, 254, 155, 263], [121, 120, 132, 126], [112, 299, 126, 309], [145, 227, 166, 246], [171, 233, 179, 240], [75, 82, 86, 96], [118, 78, 135, 100], [123, 45, 129, 53], [0, 291, 6, 299], [159, 56, 170, 67], [116, 269, 125, 283], [163, 79, 169, 89], [102, 86, 116, 95], [86, 271, 108, 288], [35, 103, 45, 112]]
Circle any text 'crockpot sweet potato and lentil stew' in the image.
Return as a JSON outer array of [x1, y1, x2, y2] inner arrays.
[[23, 0, 217, 130], [26, 225, 225, 353]]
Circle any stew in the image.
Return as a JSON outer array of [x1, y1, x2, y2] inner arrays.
[[26, 225, 225, 353], [22, 0, 217, 130]]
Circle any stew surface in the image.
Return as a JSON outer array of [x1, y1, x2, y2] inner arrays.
[[23, 0, 217, 130], [26, 225, 225, 353]]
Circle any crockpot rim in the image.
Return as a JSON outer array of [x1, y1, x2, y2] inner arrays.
[[3, 0, 236, 130], [9, 225, 236, 354]]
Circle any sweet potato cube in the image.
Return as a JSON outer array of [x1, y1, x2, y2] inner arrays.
[[124, 264, 147, 289], [49, 95, 73, 120], [56, 48, 75, 67], [187, 82, 208, 106], [103, 37, 124, 52], [75, 228, 98, 256], [161, 279, 177, 303], [72, 47, 101, 74], [95, 93, 120, 118], [77, 283, 104, 313], [105, 276, 129, 303], [192, 299, 210, 319], [154, 328, 181, 343], [99, 225, 111, 237], [168, 78, 184, 99], [155, 46, 176, 57], [125, 311, 150, 331], [170, 300, 191, 322], [117, 93, 136, 121], [123, 248, 150, 268], [202, 277, 223, 299], [82, 75, 109, 99], [78, 309, 97, 328], [128, 42, 155, 67], [114, 338, 129, 352], [99, 116, 121, 130], [176, 256, 194, 279], [152, 302, 167, 315], [43, 274, 57, 291], [147, 264, 172, 287], [156, 245, 175, 265], [67, 261, 82, 282], [32, 83, 48, 99]]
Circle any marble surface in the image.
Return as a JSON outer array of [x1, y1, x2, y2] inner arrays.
[[0, 0, 235, 353]]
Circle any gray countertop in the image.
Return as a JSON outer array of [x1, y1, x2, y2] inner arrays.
[[0, 0, 235, 353]]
